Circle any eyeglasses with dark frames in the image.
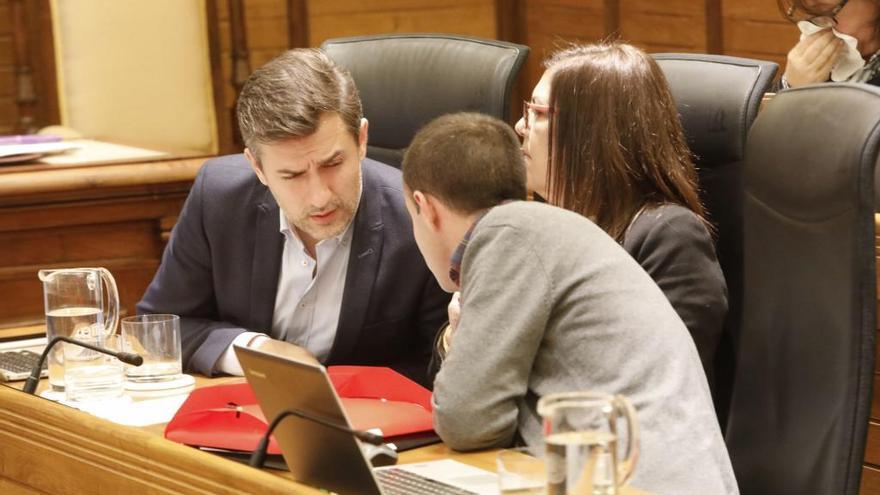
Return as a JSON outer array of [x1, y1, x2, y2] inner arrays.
[[522, 100, 552, 130], [785, 0, 849, 28]]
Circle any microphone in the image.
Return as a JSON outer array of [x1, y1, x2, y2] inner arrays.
[[23, 335, 144, 394], [248, 407, 384, 468]]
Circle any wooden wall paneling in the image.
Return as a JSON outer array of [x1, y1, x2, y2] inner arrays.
[[521, 0, 606, 101], [705, 0, 722, 53], [496, 0, 528, 124], [0, 385, 303, 494], [306, 0, 498, 47], [228, 0, 251, 152], [864, 465, 880, 494], [0, 0, 15, 134], [206, 0, 235, 156], [0, 192, 190, 328], [604, 0, 620, 38], [288, 0, 310, 48], [618, 0, 706, 53], [722, 0, 795, 70], [10, 0, 36, 132], [0, 0, 58, 134]]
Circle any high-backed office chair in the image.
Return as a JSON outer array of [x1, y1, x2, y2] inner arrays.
[[322, 34, 529, 167], [726, 83, 879, 495], [49, 0, 219, 153], [653, 54, 778, 427]]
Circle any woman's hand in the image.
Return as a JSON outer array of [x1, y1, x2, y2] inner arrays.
[[784, 30, 845, 88]]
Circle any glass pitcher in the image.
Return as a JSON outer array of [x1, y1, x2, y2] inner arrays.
[[537, 392, 639, 495], [37, 267, 119, 391]]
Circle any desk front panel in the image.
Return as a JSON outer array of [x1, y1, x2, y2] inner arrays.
[[0, 157, 203, 331]]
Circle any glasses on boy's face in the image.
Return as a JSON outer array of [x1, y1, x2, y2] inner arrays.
[[522, 101, 552, 130], [785, 0, 849, 28]]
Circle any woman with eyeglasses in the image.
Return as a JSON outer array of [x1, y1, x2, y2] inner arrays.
[[778, 0, 880, 87], [513, 42, 727, 390]]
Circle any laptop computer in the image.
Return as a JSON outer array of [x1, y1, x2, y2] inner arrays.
[[0, 336, 47, 381], [235, 345, 499, 495]]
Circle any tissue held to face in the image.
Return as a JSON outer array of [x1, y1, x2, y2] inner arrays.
[[783, 0, 880, 87]]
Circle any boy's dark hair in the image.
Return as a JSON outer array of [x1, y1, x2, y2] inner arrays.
[[402, 113, 527, 214]]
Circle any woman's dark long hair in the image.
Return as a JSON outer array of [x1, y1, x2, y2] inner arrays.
[[545, 42, 707, 242]]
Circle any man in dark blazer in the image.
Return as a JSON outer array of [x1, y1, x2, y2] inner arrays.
[[138, 49, 449, 387]]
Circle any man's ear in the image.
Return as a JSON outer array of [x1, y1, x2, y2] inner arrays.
[[413, 190, 442, 232], [357, 118, 369, 161], [245, 147, 268, 186]]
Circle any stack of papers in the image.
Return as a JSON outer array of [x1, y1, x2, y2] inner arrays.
[[0, 141, 82, 164]]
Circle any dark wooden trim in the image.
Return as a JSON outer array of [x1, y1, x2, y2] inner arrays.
[[10, 0, 36, 132], [31, 0, 59, 128], [494, 0, 527, 125], [494, 0, 522, 43], [603, 0, 621, 40], [227, 0, 250, 151], [204, 0, 233, 155], [287, 0, 309, 47], [705, 0, 724, 54], [9, 0, 59, 132]]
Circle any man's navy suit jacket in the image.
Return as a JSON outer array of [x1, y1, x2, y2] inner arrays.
[[137, 154, 450, 386]]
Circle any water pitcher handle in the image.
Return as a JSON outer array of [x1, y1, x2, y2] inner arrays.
[[614, 395, 640, 486], [98, 268, 119, 336]]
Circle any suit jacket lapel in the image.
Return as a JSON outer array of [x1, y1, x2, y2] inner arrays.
[[329, 166, 384, 362], [249, 186, 283, 333]]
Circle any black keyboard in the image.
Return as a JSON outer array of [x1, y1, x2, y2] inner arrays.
[[375, 467, 476, 495], [0, 350, 47, 381]]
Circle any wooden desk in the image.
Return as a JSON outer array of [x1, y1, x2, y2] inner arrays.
[[0, 378, 648, 494], [0, 153, 207, 333]]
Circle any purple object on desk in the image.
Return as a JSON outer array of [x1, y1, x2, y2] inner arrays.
[[0, 134, 62, 145]]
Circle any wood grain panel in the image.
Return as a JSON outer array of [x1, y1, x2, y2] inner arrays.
[[873, 373, 880, 422], [0, 34, 11, 62], [0, 259, 160, 327], [309, 0, 487, 16], [0, 65, 12, 91], [308, 3, 497, 46], [522, 2, 606, 99], [722, 19, 796, 57], [620, 12, 706, 51], [622, 0, 704, 14], [0, 96, 15, 125], [724, 0, 786, 21], [864, 465, 880, 494], [0, 385, 306, 494], [0, 1, 9, 33], [245, 17, 290, 50], [241, 0, 288, 17], [867, 421, 880, 467], [0, 221, 158, 266]]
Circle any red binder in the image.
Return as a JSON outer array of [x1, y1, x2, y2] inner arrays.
[[164, 366, 435, 455]]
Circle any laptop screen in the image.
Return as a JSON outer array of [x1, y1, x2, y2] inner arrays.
[[236, 345, 384, 495]]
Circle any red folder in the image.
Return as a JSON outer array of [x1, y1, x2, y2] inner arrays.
[[164, 366, 434, 455]]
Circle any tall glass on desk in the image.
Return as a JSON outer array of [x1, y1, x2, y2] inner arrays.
[[38, 268, 119, 391], [537, 392, 639, 495]]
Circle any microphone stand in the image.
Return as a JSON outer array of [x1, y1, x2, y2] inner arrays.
[[23, 335, 144, 394], [249, 408, 384, 468]]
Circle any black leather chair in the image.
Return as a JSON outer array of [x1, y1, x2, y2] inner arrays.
[[653, 54, 778, 428], [726, 83, 879, 495], [321, 33, 529, 168]]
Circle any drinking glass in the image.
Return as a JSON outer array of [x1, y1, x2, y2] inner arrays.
[[64, 332, 124, 402], [121, 314, 182, 382], [537, 392, 639, 495]]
